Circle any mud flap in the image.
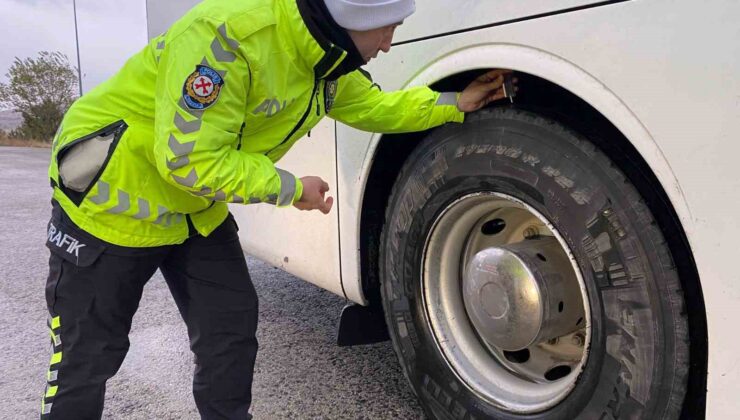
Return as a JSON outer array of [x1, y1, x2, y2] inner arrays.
[[336, 303, 390, 347]]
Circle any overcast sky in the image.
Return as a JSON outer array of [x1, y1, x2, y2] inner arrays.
[[0, 0, 148, 93]]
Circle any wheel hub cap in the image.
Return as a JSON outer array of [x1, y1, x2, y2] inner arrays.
[[463, 237, 586, 351], [464, 246, 543, 351]]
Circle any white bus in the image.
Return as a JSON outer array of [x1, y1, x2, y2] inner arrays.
[[148, 1, 740, 418]]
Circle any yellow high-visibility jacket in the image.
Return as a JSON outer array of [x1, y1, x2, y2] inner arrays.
[[48, 0, 464, 247]]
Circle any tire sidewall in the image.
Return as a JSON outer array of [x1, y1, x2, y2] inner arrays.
[[380, 109, 684, 420]]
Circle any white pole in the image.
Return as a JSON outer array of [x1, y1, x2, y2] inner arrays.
[[72, 0, 83, 96]]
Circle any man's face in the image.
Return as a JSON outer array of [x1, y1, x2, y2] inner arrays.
[[348, 23, 401, 64]]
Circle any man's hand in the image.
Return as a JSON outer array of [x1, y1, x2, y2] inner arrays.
[[457, 69, 518, 113], [293, 176, 333, 214]]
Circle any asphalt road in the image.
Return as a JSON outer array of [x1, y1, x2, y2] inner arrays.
[[0, 146, 424, 419]]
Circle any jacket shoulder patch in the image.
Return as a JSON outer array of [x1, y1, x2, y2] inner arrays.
[[182, 65, 224, 110]]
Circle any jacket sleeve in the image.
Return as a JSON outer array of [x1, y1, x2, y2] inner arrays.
[[153, 20, 302, 207], [327, 69, 464, 133]]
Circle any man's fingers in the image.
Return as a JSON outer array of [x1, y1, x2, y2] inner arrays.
[[486, 91, 506, 103], [478, 69, 504, 81], [293, 177, 334, 213], [479, 73, 503, 86], [486, 74, 504, 88], [487, 87, 504, 99], [478, 69, 512, 82], [321, 196, 334, 214]]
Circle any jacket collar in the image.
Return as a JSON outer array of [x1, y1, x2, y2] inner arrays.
[[297, 0, 366, 80], [278, 0, 361, 80]]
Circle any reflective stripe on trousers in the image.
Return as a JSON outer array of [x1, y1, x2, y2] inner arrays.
[[40, 316, 62, 417]]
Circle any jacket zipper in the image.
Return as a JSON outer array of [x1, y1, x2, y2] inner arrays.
[[55, 120, 128, 204], [309, 86, 322, 137], [266, 78, 319, 155], [236, 122, 246, 151], [77, 123, 127, 199], [56, 120, 127, 165]]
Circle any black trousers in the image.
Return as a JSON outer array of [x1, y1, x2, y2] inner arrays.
[[41, 202, 257, 420]]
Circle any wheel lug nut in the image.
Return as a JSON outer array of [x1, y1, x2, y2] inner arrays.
[[571, 333, 585, 347]]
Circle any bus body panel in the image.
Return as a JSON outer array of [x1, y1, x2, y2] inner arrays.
[[393, 0, 605, 43], [231, 119, 344, 298], [336, 1, 737, 416]]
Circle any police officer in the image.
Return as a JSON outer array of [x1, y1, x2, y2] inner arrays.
[[41, 0, 513, 418]]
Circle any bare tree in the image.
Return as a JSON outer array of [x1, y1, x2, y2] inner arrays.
[[0, 51, 79, 142]]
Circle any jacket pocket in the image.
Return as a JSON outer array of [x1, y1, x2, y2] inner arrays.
[[57, 120, 128, 206]]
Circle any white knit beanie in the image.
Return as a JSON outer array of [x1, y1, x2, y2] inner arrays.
[[324, 0, 416, 31]]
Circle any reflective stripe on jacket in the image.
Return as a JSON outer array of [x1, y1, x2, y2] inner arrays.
[[48, 0, 464, 247]]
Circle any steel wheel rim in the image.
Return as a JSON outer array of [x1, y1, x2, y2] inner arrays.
[[421, 192, 592, 413]]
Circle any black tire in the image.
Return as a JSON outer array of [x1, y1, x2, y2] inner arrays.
[[379, 108, 689, 419]]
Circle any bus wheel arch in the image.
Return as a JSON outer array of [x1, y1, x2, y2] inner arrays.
[[359, 71, 706, 418]]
